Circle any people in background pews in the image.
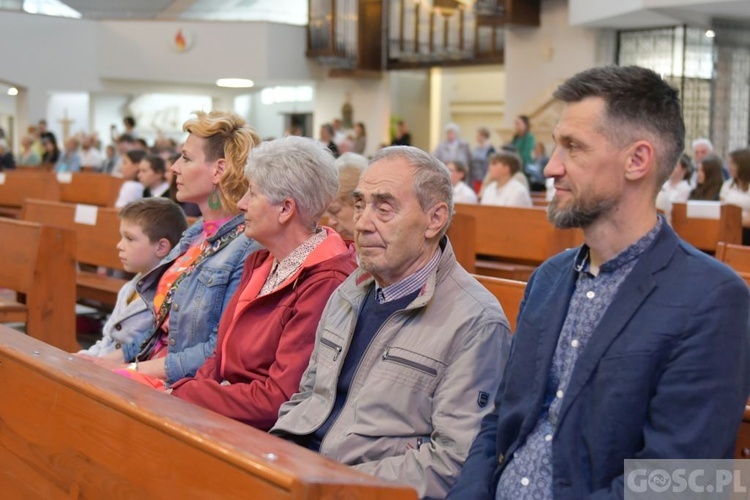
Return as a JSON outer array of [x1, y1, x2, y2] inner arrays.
[[691, 137, 721, 185], [139, 154, 170, 199], [115, 149, 147, 209], [448, 160, 478, 204], [655, 153, 692, 218], [720, 148, 750, 245], [0, 139, 15, 171], [450, 65, 750, 500], [479, 151, 532, 208], [79, 134, 103, 169], [434, 122, 472, 167], [391, 120, 411, 146], [510, 114, 535, 168], [689, 154, 724, 201], [470, 126, 495, 189], [41, 135, 60, 165], [18, 135, 40, 166], [54, 136, 82, 173], [169, 136, 358, 430], [325, 152, 367, 240], [97, 111, 263, 387], [271, 145, 511, 499], [351, 122, 367, 155], [320, 123, 340, 158], [77, 198, 187, 358]]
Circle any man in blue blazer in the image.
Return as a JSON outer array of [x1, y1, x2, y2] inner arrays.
[[448, 65, 750, 499]]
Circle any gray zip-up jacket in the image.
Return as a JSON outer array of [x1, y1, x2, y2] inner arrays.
[[271, 238, 512, 499]]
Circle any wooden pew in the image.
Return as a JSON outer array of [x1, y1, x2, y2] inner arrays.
[[716, 242, 750, 286], [671, 202, 742, 253], [447, 212, 476, 273], [454, 204, 583, 280], [735, 400, 750, 459], [0, 219, 78, 351], [473, 275, 525, 332], [57, 172, 124, 207], [0, 326, 417, 499], [22, 199, 127, 307], [0, 170, 60, 218]]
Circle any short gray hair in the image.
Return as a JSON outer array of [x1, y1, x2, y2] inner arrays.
[[691, 137, 713, 152], [369, 146, 454, 238], [245, 136, 338, 229]]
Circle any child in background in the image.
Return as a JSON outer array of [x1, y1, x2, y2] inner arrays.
[[138, 155, 170, 198], [77, 198, 187, 358]]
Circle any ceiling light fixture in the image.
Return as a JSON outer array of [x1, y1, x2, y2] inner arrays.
[[216, 78, 255, 88], [7, 87, 18, 96], [705, 30, 716, 38]]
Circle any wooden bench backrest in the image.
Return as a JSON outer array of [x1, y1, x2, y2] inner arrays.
[[473, 274, 526, 332], [0, 219, 77, 350], [454, 203, 583, 263], [447, 212, 476, 273], [716, 242, 750, 287], [0, 326, 417, 499], [671, 202, 742, 252], [0, 170, 60, 211], [58, 172, 124, 207], [22, 199, 123, 270]]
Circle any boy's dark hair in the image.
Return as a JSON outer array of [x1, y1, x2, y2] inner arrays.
[[124, 116, 136, 128], [144, 154, 166, 176], [489, 151, 523, 175], [119, 198, 187, 248], [125, 149, 147, 164]]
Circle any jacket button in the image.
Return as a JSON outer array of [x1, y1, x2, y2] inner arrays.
[[115, 343, 121, 349], [169, 338, 176, 346], [173, 303, 179, 311], [114, 324, 122, 331], [208, 277, 213, 284], [498, 453, 505, 465]]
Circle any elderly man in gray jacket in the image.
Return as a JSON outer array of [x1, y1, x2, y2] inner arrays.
[[271, 146, 512, 499]]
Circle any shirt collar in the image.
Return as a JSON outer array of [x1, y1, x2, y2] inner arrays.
[[575, 215, 664, 275], [375, 247, 442, 303]]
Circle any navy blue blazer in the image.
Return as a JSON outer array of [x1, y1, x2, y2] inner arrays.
[[449, 223, 750, 499]]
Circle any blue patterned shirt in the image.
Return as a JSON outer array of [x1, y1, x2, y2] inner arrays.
[[497, 217, 663, 499]]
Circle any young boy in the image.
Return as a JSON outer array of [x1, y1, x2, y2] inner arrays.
[[78, 198, 187, 357], [480, 151, 533, 207]]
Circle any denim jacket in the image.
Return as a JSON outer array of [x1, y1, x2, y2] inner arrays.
[[123, 214, 261, 383]]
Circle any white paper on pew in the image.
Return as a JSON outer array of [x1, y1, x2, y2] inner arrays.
[[0, 173, 5, 185], [56, 172, 73, 183], [686, 200, 721, 219], [74, 204, 98, 226]]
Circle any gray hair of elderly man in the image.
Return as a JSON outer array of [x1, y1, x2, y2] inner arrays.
[[369, 145, 454, 239], [245, 135, 338, 230]]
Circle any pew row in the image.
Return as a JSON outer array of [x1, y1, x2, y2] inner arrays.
[[0, 326, 417, 499], [671, 202, 741, 253], [0, 170, 124, 219], [716, 241, 750, 287], [472, 275, 525, 332], [454, 204, 583, 280], [22, 199, 128, 307], [0, 219, 78, 351], [58, 172, 124, 207], [0, 170, 60, 218]]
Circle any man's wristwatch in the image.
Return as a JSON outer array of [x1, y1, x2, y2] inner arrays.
[[126, 361, 139, 372]]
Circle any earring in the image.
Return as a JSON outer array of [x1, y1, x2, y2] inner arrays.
[[208, 184, 222, 210]]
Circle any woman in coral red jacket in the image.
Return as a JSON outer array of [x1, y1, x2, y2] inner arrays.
[[170, 136, 357, 430]]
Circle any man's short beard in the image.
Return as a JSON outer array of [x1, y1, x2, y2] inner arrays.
[[547, 194, 617, 229]]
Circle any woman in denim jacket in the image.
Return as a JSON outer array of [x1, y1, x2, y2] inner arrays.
[[99, 111, 262, 386]]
